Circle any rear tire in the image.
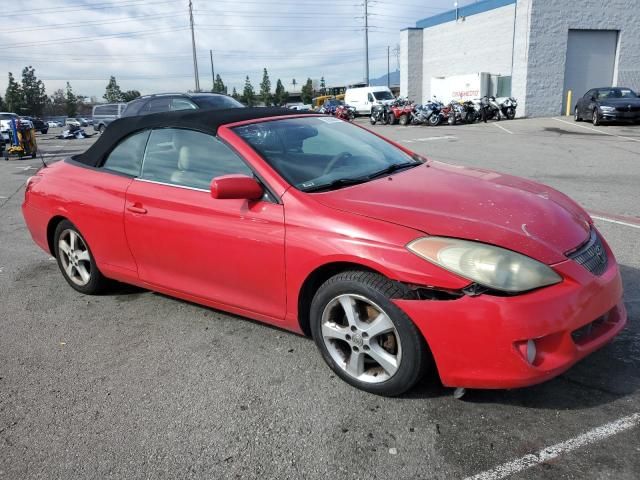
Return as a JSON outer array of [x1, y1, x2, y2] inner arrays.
[[54, 220, 109, 295], [310, 271, 430, 396], [574, 107, 582, 122]]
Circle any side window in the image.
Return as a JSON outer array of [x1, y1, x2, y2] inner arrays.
[[141, 128, 253, 190], [102, 130, 150, 176], [145, 97, 171, 114], [170, 98, 198, 111], [367, 93, 375, 102], [585, 90, 595, 99]]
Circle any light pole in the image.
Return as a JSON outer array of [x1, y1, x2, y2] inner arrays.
[[364, 0, 370, 85], [189, 0, 200, 92]]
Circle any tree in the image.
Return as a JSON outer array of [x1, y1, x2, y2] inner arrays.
[[212, 74, 226, 94], [21, 66, 47, 116], [0, 94, 4, 111], [122, 90, 141, 102], [5, 72, 23, 113], [301, 78, 314, 105], [273, 79, 288, 106], [242, 76, 256, 107], [231, 87, 239, 100], [65, 82, 78, 118], [259, 68, 272, 106], [320, 76, 326, 95], [103, 76, 123, 102]]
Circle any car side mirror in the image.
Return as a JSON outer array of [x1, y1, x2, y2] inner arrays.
[[210, 174, 263, 201]]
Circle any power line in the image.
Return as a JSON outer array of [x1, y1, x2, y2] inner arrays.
[[3, 0, 176, 17]]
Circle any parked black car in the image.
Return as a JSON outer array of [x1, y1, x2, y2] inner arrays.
[[574, 87, 640, 126], [21, 116, 48, 134], [121, 93, 244, 117]]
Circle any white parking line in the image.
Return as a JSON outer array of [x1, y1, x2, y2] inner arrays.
[[553, 117, 640, 143], [464, 412, 640, 480], [403, 136, 456, 143], [493, 123, 513, 134], [591, 215, 640, 230]]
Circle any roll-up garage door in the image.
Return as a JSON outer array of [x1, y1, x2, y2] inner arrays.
[[562, 30, 618, 114]]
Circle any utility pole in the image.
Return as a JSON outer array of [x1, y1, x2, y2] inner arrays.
[[210, 49, 215, 91], [189, 0, 200, 92], [364, 0, 369, 86], [387, 46, 390, 88]]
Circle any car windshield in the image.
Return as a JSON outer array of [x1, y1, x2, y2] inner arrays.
[[234, 116, 421, 192], [597, 88, 638, 99], [193, 95, 244, 109], [373, 91, 394, 101]]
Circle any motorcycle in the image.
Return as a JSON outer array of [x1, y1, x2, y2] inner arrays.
[[422, 99, 445, 126], [335, 104, 356, 121], [496, 97, 518, 119], [476, 96, 501, 122], [370, 104, 391, 125], [443, 101, 464, 125]]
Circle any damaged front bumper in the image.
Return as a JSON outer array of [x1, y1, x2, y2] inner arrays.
[[393, 250, 626, 390]]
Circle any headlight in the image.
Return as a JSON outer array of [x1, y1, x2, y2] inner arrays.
[[407, 237, 562, 293], [600, 106, 615, 112]]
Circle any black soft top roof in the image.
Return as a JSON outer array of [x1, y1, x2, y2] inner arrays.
[[73, 107, 312, 167]]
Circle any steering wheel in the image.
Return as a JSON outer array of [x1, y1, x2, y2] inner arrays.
[[323, 151, 353, 175]]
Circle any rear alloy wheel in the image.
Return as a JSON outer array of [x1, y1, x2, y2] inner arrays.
[[54, 220, 108, 294], [592, 108, 600, 126], [311, 271, 430, 396], [574, 107, 582, 122]]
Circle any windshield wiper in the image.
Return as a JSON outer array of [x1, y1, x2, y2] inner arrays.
[[366, 161, 421, 180], [301, 177, 370, 193]]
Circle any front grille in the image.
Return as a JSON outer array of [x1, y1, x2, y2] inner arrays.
[[567, 229, 608, 276], [615, 105, 640, 112]]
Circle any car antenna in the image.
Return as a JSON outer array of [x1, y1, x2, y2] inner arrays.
[[38, 149, 47, 169]]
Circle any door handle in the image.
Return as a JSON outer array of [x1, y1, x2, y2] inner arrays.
[[127, 204, 147, 214]]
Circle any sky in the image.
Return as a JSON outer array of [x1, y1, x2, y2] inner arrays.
[[0, 0, 478, 101]]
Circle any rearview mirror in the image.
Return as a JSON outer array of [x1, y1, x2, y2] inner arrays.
[[210, 175, 263, 200]]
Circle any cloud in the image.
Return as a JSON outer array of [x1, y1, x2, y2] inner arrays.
[[0, 0, 474, 100]]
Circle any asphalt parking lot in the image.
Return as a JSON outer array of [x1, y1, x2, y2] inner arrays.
[[1, 118, 639, 479]]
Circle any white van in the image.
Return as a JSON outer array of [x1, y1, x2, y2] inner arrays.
[[344, 86, 395, 115]]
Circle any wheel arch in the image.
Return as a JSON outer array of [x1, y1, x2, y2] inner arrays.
[[296, 261, 419, 337], [46, 215, 68, 256]]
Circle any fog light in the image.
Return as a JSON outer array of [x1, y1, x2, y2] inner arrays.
[[515, 339, 537, 365]]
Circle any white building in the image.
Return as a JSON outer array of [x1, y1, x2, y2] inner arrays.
[[400, 0, 640, 117]]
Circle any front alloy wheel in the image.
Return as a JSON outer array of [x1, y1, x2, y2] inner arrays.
[[311, 271, 430, 396], [321, 294, 401, 383], [592, 108, 600, 126]]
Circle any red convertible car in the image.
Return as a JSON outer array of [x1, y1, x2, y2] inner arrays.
[[22, 108, 626, 396]]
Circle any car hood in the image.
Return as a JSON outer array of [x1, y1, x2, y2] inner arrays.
[[599, 98, 640, 107], [313, 161, 591, 264]]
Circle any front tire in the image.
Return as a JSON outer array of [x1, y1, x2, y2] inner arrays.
[[310, 271, 430, 396], [369, 116, 377, 125], [399, 114, 409, 126], [592, 108, 601, 126], [54, 220, 109, 294], [429, 114, 441, 126]]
